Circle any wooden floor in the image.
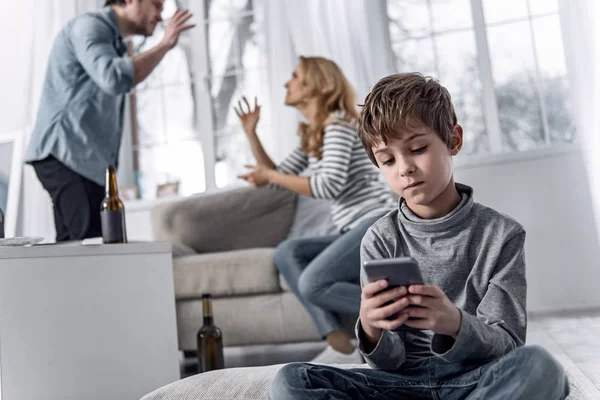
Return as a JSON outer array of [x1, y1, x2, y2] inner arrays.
[[528, 309, 600, 399]]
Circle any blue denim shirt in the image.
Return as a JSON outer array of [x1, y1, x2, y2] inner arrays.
[[25, 6, 135, 186]]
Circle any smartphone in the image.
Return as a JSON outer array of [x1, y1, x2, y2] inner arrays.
[[363, 257, 424, 288], [363, 257, 425, 327]]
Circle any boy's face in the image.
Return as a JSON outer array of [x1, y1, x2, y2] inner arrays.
[[372, 118, 462, 210]]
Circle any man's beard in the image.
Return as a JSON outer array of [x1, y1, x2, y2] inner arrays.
[[133, 22, 154, 37]]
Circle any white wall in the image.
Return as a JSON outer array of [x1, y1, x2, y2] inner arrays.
[[455, 147, 600, 313]]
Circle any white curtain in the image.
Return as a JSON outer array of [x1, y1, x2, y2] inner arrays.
[[3, 0, 103, 239], [260, 0, 394, 161], [559, 0, 600, 245]]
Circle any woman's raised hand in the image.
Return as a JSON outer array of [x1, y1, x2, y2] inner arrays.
[[234, 96, 261, 136]]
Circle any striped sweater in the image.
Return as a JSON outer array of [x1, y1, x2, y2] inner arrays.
[[276, 121, 396, 233]]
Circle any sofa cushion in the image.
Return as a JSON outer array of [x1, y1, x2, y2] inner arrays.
[[173, 248, 279, 299], [151, 187, 296, 253], [171, 243, 197, 258], [176, 292, 320, 348], [285, 195, 337, 239]]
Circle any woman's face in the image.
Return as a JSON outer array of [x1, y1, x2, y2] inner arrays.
[[284, 64, 312, 106]]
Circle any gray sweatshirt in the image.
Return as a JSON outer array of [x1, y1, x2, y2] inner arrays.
[[356, 183, 527, 369]]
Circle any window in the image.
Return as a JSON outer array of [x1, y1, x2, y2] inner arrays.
[[203, 0, 268, 188], [130, 0, 206, 200], [129, 0, 267, 197], [386, 0, 573, 156]]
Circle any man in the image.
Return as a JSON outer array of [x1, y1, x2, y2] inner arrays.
[[25, 0, 194, 241]]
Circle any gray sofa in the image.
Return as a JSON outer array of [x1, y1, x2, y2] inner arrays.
[[151, 186, 351, 366]]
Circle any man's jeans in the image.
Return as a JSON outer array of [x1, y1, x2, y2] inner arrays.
[[270, 345, 569, 399], [274, 214, 385, 337]]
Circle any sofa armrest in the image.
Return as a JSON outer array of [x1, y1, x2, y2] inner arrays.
[[151, 186, 297, 253]]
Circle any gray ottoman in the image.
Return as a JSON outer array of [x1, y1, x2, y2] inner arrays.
[[139, 363, 363, 400], [140, 362, 589, 400]]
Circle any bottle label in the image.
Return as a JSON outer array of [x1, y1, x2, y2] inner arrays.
[[101, 210, 127, 243]]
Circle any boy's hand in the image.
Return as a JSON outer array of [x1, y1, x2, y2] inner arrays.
[[359, 280, 411, 346], [403, 285, 462, 337]]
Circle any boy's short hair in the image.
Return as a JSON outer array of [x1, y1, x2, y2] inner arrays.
[[358, 72, 457, 165], [104, 0, 125, 5]]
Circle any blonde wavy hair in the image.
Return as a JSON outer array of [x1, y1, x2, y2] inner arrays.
[[297, 56, 359, 159]]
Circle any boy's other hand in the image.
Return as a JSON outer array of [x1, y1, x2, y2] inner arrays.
[[359, 280, 411, 346], [403, 285, 462, 338]]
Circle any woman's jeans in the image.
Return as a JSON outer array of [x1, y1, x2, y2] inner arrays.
[[273, 214, 384, 337], [270, 345, 570, 400]]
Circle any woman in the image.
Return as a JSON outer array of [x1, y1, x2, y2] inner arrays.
[[234, 56, 395, 364]]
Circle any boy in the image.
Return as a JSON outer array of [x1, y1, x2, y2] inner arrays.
[[270, 73, 569, 399]]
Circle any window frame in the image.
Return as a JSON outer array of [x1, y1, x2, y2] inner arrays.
[[124, 0, 215, 200], [201, 0, 266, 189], [473, 0, 559, 152], [386, 0, 572, 158], [130, 0, 576, 200], [127, 0, 263, 196]]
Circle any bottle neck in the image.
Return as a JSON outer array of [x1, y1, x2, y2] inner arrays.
[[105, 166, 119, 197], [202, 297, 213, 325]]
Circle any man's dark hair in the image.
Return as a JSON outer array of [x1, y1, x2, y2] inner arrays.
[[104, 0, 126, 6]]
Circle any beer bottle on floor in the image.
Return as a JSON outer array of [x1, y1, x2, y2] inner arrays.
[[100, 165, 127, 244], [196, 293, 224, 372]]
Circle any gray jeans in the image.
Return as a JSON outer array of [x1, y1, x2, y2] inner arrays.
[[270, 345, 569, 399], [274, 214, 384, 337]]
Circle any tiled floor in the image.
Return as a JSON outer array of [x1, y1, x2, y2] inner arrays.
[[528, 309, 600, 399]]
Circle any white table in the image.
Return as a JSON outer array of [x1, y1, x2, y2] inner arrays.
[[0, 242, 179, 400]]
